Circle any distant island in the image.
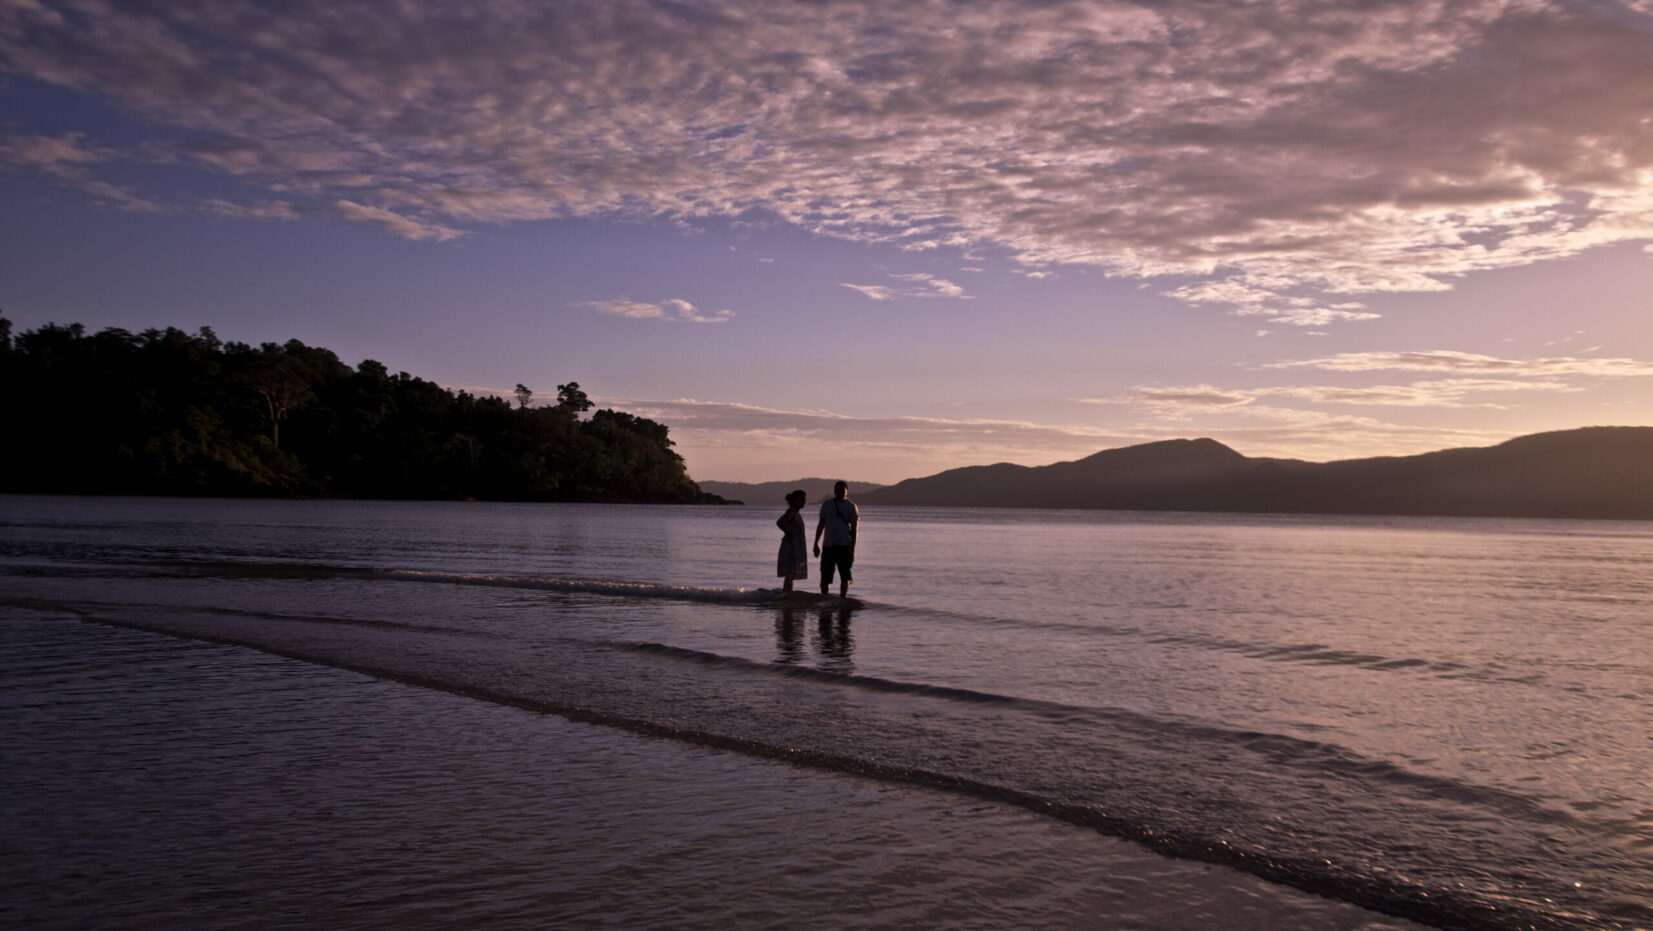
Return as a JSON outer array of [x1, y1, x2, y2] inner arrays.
[[860, 428, 1653, 520], [0, 317, 724, 504], [695, 478, 887, 506]]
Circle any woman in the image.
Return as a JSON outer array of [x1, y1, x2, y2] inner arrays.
[[776, 489, 809, 592]]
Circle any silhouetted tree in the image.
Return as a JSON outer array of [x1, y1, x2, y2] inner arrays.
[[557, 381, 593, 413], [235, 344, 316, 450], [0, 319, 718, 503], [514, 383, 533, 408]]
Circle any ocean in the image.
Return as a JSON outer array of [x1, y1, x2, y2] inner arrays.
[[2, 495, 1648, 929]]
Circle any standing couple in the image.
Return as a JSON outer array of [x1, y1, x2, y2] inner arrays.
[[776, 481, 858, 597]]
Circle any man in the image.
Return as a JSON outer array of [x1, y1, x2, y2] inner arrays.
[[812, 480, 859, 597]]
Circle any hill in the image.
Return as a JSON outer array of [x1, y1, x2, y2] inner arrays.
[[695, 478, 886, 506], [859, 427, 1653, 520]]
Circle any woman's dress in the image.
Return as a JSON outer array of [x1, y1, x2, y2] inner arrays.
[[777, 511, 808, 579]]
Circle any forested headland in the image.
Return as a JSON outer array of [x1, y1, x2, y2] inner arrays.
[[0, 316, 723, 503]]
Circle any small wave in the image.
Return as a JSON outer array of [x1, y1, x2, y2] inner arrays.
[[0, 559, 1589, 694], [619, 641, 1022, 705], [0, 557, 382, 581], [379, 568, 781, 604], [1, 557, 850, 609], [28, 595, 1648, 930], [612, 640, 1609, 838]]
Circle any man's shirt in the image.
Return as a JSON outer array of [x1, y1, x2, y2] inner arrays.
[[818, 498, 859, 547]]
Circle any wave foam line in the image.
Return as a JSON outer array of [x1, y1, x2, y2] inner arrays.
[[379, 568, 776, 604], [9, 557, 786, 605]]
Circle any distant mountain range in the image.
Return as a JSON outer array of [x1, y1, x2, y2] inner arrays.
[[857, 427, 1653, 520], [695, 477, 887, 506]]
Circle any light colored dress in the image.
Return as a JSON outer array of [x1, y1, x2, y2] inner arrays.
[[777, 510, 808, 579]]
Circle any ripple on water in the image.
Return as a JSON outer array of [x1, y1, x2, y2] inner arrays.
[[0, 609, 1421, 930]]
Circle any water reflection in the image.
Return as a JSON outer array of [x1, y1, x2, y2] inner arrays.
[[813, 608, 855, 672], [773, 607, 855, 670], [774, 609, 806, 665]]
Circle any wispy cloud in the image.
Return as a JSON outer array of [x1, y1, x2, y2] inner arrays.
[[0, 131, 161, 211], [329, 200, 463, 241], [7, 1, 1647, 317], [578, 298, 735, 324], [202, 198, 302, 220], [839, 284, 900, 301], [1084, 378, 1582, 414], [1166, 281, 1383, 326], [1264, 351, 1653, 377], [0, 132, 106, 170], [840, 272, 972, 301]]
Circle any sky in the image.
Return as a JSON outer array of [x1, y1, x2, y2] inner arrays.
[[2, 0, 1650, 483]]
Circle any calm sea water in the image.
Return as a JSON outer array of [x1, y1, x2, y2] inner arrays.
[[2, 495, 1649, 929]]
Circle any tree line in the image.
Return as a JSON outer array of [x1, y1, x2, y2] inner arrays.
[[0, 316, 722, 503]]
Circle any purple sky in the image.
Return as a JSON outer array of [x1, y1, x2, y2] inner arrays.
[[3, 0, 1651, 482]]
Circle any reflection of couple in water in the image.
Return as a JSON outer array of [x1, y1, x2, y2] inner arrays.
[[776, 481, 859, 597], [775, 606, 855, 669]]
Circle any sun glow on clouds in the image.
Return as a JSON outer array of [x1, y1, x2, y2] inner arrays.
[[1266, 351, 1653, 377], [2, 0, 1650, 320]]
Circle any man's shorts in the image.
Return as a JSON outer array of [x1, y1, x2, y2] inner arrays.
[[821, 544, 854, 584]]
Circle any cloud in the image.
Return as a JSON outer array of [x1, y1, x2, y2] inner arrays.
[[1167, 280, 1383, 326], [0, 132, 107, 170], [203, 198, 302, 220], [840, 272, 972, 301], [1256, 307, 1383, 327], [1090, 378, 1582, 414], [1265, 351, 1653, 377], [7, 1, 1648, 315], [1271, 379, 1580, 408], [329, 200, 462, 241], [579, 298, 735, 324], [0, 131, 161, 210], [840, 284, 898, 301], [1129, 385, 1257, 409]]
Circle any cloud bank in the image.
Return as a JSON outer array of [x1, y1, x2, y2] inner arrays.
[[3, 0, 1650, 317]]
